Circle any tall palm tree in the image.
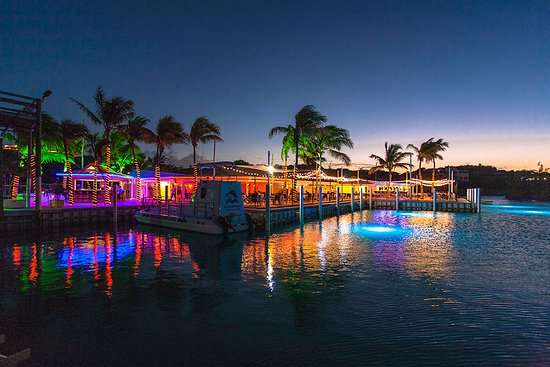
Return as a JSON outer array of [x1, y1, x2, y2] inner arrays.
[[370, 142, 411, 197], [147, 116, 189, 199], [189, 117, 223, 190], [87, 133, 108, 206], [72, 87, 135, 204], [272, 105, 326, 201], [302, 125, 354, 192], [117, 115, 153, 200], [407, 138, 434, 198], [268, 124, 296, 193], [59, 119, 89, 205], [424, 138, 449, 194]]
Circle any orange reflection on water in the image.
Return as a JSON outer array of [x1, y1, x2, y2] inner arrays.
[[105, 233, 113, 297], [154, 236, 162, 269], [241, 238, 267, 276], [12, 245, 21, 267], [29, 244, 39, 285], [404, 213, 455, 280], [133, 232, 142, 277], [65, 238, 75, 288], [93, 235, 100, 285]]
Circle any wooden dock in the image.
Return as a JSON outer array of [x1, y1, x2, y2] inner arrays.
[[246, 198, 476, 229], [0, 204, 140, 233]]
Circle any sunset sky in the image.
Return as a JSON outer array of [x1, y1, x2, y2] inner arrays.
[[2, 1, 549, 170]]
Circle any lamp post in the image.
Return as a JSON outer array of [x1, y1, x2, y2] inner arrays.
[[266, 151, 273, 232]]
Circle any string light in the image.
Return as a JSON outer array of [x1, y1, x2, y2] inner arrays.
[[135, 158, 141, 201], [11, 175, 19, 200], [105, 145, 111, 205]]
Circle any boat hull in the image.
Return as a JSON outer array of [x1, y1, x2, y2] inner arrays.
[[135, 213, 248, 235]]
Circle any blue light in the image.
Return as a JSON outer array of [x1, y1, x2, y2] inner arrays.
[[364, 226, 395, 233], [352, 223, 411, 238]]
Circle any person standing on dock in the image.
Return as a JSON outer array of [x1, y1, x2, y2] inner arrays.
[[170, 185, 177, 201]]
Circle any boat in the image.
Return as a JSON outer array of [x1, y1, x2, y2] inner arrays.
[[135, 180, 254, 235]]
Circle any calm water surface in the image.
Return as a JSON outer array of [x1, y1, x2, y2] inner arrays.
[[1, 199, 549, 366]]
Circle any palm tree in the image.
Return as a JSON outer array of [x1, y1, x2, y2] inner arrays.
[[117, 115, 153, 200], [302, 125, 354, 192], [424, 138, 449, 194], [189, 117, 223, 190], [268, 124, 296, 193], [407, 138, 435, 198], [273, 105, 326, 201], [148, 116, 189, 199], [72, 87, 135, 204], [59, 119, 89, 205], [370, 142, 411, 197], [87, 133, 108, 206]]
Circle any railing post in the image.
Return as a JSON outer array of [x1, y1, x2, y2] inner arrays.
[[299, 185, 304, 224], [351, 187, 355, 213], [359, 186, 363, 211], [266, 180, 271, 231], [395, 187, 399, 211], [369, 187, 372, 210], [476, 188, 481, 213], [336, 186, 340, 216], [318, 185, 323, 220], [112, 183, 118, 226]]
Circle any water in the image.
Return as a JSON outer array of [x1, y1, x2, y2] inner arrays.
[[1, 201, 549, 366]]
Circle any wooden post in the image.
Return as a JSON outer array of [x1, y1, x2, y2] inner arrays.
[[318, 185, 323, 220], [395, 187, 399, 211], [351, 187, 355, 213], [336, 186, 340, 216], [299, 185, 304, 224], [433, 188, 437, 212], [369, 187, 372, 210], [266, 151, 271, 232], [476, 188, 481, 213], [112, 183, 118, 226]]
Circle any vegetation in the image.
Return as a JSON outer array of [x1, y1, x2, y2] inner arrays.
[[58, 119, 89, 204], [189, 117, 223, 190], [147, 116, 189, 199], [72, 87, 135, 204], [269, 105, 333, 199], [118, 115, 153, 200], [369, 142, 411, 196]]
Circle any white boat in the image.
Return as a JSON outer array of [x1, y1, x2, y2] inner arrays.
[[135, 180, 253, 235]]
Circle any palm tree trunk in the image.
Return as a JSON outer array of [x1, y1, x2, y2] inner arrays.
[[30, 152, 36, 205], [283, 156, 288, 191], [155, 164, 161, 200], [419, 161, 424, 198], [193, 144, 198, 191], [387, 170, 392, 198], [11, 175, 19, 200], [105, 143, 111, 205], [66, 156, 74, 205], [130, 144, 141, 201], [432, 160, 436, 195], [92, 162, 98, 206]]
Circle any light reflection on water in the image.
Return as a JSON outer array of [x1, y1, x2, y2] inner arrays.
[[0, 203, 549, 366]]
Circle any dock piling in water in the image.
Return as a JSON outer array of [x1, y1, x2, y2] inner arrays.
[[336, 187, 340, 216], [299, 185, 304, 224], [318, 185, 323, 219]]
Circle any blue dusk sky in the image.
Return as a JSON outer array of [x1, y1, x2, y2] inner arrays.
[[1, 0, 549, 170]]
